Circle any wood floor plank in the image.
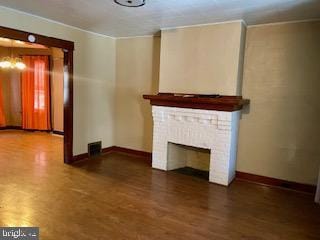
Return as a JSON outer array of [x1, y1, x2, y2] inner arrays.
[[0, 130, 319, 239]]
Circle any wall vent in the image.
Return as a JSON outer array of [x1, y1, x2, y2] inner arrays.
[[88, 141, 102, 157]]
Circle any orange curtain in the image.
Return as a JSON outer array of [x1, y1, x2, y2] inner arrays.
[[22, 56, 51, 130], [0, 79, 6, 127]]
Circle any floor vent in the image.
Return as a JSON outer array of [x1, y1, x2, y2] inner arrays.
[[88, 141, 102, 157]]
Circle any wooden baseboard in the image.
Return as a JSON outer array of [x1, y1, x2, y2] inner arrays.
[[72, 152, 89, 163], [0, 126, 22, 130], [52, 130, 64, 136], [235, 171, 316, 194], [101, 146, 115, 154], [72, 147, 114, 163], [1, 127, 65, 136], [111, 146, 152, 161], [72, 146, 151, 163], [71, 146, 315, 194], [0, 127, 51, 133]]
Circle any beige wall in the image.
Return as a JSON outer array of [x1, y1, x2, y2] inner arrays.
[[1, 7, 319, 185], [237, 21, 320, 185], [114, 21, 320, 185], [51, 47, 64, 132], [115, 37, 160, 151], [159, 21, 246, 95], [0, 7, 116, 155]]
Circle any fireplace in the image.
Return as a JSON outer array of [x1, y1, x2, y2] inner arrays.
[[143, 93, 249, 186], [168, 143, 210, 174]]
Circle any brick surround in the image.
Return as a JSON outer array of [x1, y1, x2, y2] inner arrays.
[[152, 106, 241, 186]]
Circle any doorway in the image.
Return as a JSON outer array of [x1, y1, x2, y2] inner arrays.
[[0, 26, 74, 163]]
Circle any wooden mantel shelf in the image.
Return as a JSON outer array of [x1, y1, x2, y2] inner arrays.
[[143, 93, 250, 112]]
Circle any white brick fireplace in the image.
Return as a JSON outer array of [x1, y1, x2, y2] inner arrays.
[[152, 106, 241, 186]]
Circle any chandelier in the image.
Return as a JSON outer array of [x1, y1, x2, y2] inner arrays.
[[0, 56, 26, 70], [0, 38, 26, 70]]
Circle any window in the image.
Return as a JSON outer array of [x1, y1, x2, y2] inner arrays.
[[33, 60, 46, 110]]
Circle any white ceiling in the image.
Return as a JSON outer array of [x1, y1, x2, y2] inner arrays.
[[0, 0, 319, 37]]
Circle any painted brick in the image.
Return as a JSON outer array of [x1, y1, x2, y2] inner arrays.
[[151, 106, 241, 186]]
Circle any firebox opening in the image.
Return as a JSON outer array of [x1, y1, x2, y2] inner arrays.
[[168, 142, 210, 180]]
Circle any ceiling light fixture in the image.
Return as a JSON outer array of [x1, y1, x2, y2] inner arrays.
[[114, 0, 145, 7], [0, 39, 26, 70], [0, 56, 26, 70]]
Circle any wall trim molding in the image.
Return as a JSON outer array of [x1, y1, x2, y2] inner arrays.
[[72, 152, 89, 163], [235, 171, 316, 194], [72, 146, 151, 164], [52, 130, 64, 136], [160, 19, 245, 31], [72, 146, 316, 194], [0, 126, 22, 130], [0, 127, 65, 136], [111, 146, 152, 162], [0, 126, 51, 133], [101, 146, 115, 154], [248, 18, 320, 28], [116, 35, 156, 40]]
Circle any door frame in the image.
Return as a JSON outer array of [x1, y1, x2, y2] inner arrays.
[[0, 26, 74, 164], [316, 168, 320, 203]]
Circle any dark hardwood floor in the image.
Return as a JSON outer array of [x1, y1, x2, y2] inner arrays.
[[0, 130, 319, 239]]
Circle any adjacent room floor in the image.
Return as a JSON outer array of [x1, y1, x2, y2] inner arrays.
[[0, 130, 319, 240]]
